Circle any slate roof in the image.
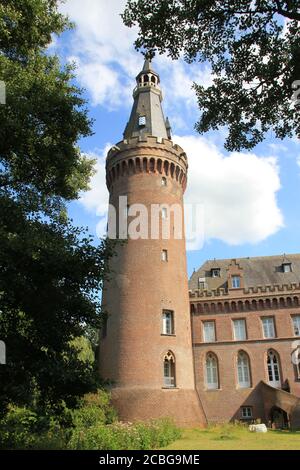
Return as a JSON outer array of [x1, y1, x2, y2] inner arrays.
[[189, 254, 300, 291], [123, 59, 169, 140]]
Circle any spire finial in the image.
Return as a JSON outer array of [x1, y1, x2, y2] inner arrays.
[[142, 57, 152, 72]]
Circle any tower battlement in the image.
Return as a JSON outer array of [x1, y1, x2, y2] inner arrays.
[[106, 136, 188, 192]]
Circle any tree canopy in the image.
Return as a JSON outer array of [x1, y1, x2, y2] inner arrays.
[[0, 0, 113, 414], [123, 0, 300, 150]]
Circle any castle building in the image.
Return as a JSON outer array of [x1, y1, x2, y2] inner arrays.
[[190, 255, 300, 428], [100, 60, 300, 428]]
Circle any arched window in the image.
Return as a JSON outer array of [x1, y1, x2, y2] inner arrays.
[[205, 353, 219, 390], [163, 351, 176, 388], [237, 351, 251, 388], [267, 350, 281, 388]]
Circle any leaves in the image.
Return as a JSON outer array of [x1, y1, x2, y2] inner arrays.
[[0, 1, 114, 413], [123, 0, 300, 150]]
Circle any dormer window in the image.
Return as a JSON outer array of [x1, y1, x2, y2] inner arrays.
[[282, 263, 292, 273], [198, 277, 206, 289], [211, 268, 220, 278], [138, 115, 146, 127], [232, 275, 241, 288]]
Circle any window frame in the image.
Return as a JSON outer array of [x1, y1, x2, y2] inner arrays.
[[267, 350, 281, 388], [282, 263, 292, 273], [237, 351, 251, 389], [233, 318, 247, 341], [138, 115, 146, 127], [232, 275, 241, 288], [292, 315, 300, 337], [241, 406, 253, 419], [161, 249, 168, 262], [205, 353, 219, 390], [163, 351, 176, 388], [261, 316, 276, 339], [203, 320, 216, 343], [211, 268, 220, 278], [162, 310, 175, 336]]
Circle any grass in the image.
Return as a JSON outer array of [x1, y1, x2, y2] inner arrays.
[[162, 423, 300, 450]]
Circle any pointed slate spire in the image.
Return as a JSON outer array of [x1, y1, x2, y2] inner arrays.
[[142, 57, 153, 72], [123, 58, 169, 140]]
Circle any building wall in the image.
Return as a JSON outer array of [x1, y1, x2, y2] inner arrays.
[[191, 305, 300, 423]]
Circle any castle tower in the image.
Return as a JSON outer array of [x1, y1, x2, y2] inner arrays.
[[99, 59, 206, 426]]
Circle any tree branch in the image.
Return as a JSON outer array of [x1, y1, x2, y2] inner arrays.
[[274, 1, 300, 21]]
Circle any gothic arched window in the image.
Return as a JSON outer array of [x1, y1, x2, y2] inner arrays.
[[205, 353, 219, 390], [163, 351, 176, 388], [237, 351, 251, 388], [267, 350, 281, 388]]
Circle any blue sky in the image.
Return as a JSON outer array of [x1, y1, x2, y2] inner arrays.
[[53, 0, 300, 277]]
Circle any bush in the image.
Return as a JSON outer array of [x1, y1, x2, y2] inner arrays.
[[72, 390, 117, 429], [0, 391, 181, 450], [0, 406, 67, 449], [68, 418, 181, 450], [0, 389, 116, 450], [0, 406, 38, 449]]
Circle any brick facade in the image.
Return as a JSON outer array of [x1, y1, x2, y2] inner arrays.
[[98, 59, 300, 429], [190, 257, 300, 427]]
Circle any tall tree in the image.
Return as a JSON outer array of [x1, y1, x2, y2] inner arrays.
[[0, 0, 113, 414], [123, 0, 300, 150]]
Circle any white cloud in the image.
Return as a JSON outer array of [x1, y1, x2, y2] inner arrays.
[[79, 136, 284, 248], [176, 135, 283, 246], [58, 0, 211, 119]]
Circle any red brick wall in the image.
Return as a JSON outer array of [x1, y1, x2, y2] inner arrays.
[[99, 137, 206, 426], [192, 306, 300, 423]]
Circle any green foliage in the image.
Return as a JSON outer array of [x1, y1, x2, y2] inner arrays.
[[0, 405, 68, 449], [0, 1, 116, 414], [72, 390, 117, 429], [68, 418, 181, 450], [0, 391, 179, 450], [123, 0, 300, 150]]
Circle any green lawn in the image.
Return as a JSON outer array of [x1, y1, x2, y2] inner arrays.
[[162, 424, 300, 450]]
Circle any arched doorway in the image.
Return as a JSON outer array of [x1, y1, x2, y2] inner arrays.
[[270, 406, 289, 429]]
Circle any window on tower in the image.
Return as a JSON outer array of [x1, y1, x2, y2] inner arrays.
[[138, 115, 146, 127], [163, 351, 176, 388], [162, 310, 174, 335], [161, 177, 167, 186], [161, 249, 168, 262]]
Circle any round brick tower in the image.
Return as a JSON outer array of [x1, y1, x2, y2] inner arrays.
[[99, 59, 206, 427]]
